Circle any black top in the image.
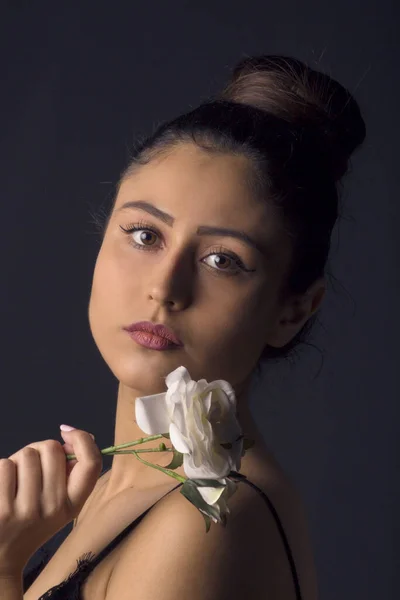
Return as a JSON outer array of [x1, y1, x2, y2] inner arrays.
[[22, 470, 303, 600]]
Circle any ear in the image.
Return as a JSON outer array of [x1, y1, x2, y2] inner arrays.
[[266, 277, 327, 349]]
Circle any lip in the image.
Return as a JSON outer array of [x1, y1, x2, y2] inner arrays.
[[123, 321, 183, 346], [126, 330, 181, 351]]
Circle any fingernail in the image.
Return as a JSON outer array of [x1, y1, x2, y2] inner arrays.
[[89, 433, 95, 440], [60, 424, 76, 432]]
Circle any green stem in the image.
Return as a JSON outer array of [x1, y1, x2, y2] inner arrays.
[[106, 448, 173, 454], [65, 435, 187, 484], [65, 434, 166, 461], [128, 449, 187, 483]]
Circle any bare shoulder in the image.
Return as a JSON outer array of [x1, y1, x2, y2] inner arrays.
[[106, 468, 318, 600], [106, 480, 267, 600]]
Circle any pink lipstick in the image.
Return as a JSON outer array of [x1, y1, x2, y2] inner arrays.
[[127, 330, 181, 350], [123, 321, 183, 350]]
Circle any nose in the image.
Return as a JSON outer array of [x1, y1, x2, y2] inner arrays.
[[147, 249, 194, 310]]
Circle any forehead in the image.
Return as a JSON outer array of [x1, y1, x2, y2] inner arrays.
[[115, 144, 280, 236]]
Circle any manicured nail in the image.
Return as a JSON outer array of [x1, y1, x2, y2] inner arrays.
[[60, 424, 76, 432]]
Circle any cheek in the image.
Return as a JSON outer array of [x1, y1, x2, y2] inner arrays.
[[194, 298, 263, 367], [91, 244, 131, 298], [222, 285, 271, 337], [89, 248, 122, 326], [205, 289, 274, 375]]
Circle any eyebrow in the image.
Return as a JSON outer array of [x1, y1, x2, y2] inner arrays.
[[116, 200, 269, 256]]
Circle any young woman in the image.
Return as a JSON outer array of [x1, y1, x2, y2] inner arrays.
[[2, 54, 366, 600]]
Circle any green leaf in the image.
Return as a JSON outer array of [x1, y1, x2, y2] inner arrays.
[[220, 442, 232, 449], [220, 435, 255, 453], [179, 479, 227, 529], [243, 437, 255, 450], [189, 477, 226, 488], [163, 449, 184, 470], [200, 511, 211, 533]]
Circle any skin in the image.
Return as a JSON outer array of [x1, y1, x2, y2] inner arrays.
[[88, 142, 326, 503]]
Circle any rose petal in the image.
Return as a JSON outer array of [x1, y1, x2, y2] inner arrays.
[[198, 484, 226, 506], [169, 422, 191, 454], [135, 393, 170, 434], [183, 454, 231, 480], [204, 380, 237, 411], [165, 366, 192, 388]]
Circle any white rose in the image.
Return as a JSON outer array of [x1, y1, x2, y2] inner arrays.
[[135, 366, 243, 509]]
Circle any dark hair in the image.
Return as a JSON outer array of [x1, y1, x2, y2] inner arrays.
[[93, 55, 366, 379]]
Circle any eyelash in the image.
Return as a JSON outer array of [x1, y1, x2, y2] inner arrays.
[[119, 219, 254, 276]]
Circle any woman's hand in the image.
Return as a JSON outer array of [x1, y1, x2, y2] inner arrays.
[[0, 427, 102, 578]]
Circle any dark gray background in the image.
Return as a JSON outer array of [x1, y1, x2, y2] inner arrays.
[[0, 2, 397, 599]]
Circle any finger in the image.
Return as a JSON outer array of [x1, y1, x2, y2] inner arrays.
[[0, 459, 17, 515], [59, 430, 102, 514], [37, 441, 68, 514], [62, 442, 77, 479], [16, 441, 67, 517], [13, 448, 42, 518]]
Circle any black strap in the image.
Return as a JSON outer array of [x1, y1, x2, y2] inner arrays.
[[238, 476, 303, 600]]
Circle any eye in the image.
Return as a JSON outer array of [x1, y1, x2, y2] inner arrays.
[[119, 220, 256, 276]]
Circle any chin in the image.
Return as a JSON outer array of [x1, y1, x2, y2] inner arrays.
[[108, 351, 181, 394]]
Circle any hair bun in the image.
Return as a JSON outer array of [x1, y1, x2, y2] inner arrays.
[[218, 54, 366, 181]]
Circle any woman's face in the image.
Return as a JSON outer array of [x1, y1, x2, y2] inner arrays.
[[88, 143, 292, 394]]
